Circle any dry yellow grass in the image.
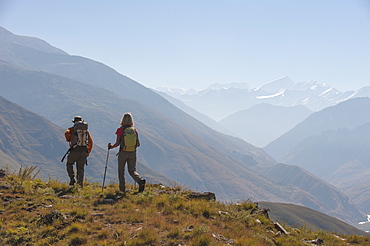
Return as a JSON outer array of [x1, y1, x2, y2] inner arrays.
[[0, 167, 369, 245]]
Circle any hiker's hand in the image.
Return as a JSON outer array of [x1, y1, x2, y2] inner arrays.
[[86, 153, 89, 157], [108, 143, 112, 149]]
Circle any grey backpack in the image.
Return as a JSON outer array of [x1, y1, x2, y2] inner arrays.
[[72, 121, 89, 151]]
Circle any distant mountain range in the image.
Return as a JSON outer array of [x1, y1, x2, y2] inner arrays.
[[156, 76, 359, 121], [156, 76, 370, 146], [264, 97, 370, 215], [0, 26, 367, 226]]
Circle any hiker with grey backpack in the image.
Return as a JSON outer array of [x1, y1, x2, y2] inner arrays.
[[108, 113, 145, 193], [63, 116, 93, 187]]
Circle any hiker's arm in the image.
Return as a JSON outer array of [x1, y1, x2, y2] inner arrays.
[[65, 127, 74, 147], [64, 128, 72, 142], [108, 135, 120, 149], [135, 129, 140, 147], [87, 131, 93, 156]]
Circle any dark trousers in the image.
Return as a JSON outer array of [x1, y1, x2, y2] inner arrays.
[[66, 150, 87, 186]]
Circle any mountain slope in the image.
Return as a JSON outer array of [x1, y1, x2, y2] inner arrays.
[[219, 103, 312, 147], [258, 202, 369, 237], [264, 97, 370, 161], [342, 181, 370, 216], [276, 122, 370, 214], [0, 61, 282, 202], [262, 97, 370, 217], [0, 26, 275, 170], [262, 163, 364, 223], [282, 124, 370, 178], [0, 26, 66, 56], [0, 95, 177, 186], [154, 90, 230, 134]]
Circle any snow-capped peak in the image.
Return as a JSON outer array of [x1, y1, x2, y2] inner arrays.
[[254, 76, 295, 94], [156, 86, 197, 96], [207, 82, 249, 90]]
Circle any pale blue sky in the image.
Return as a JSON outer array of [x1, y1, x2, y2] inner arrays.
[[1, 0, 370, 91]]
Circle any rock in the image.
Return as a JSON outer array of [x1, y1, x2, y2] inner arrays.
[[187, 192, 216, 200], [103, 199, 115, 204], [92, 213, 104, 217], [313, 238, 324, 245], [274, 222, 288, 235], [212, 233, 235, 244], [38, 210, 66, 225], [0, 185, 9, 190], [183, 225, 194, 232], [60, 195, 81, 199]]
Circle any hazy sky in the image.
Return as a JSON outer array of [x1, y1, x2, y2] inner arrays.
[[1, 0, 370, 91]]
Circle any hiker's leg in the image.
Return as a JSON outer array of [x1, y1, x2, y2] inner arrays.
[[66, 163, 75, 184], [127, 151, 145, 192], [66, 151, 77, 185], [118, 151, 128, 192], [76, 152, 87, 187], [127, 152, 142, 183]]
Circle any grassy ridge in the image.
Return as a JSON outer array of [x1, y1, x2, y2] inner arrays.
[[258, 202, 369, 237], [1, 168, 370, 245]]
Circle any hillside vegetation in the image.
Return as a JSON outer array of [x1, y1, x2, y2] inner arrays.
[[1, 167, 369, 246]]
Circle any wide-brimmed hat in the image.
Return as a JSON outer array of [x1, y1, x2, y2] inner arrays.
[[72, 116, 83, 123]]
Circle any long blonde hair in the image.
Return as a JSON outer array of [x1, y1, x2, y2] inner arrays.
[[120, 113, 134, 126]]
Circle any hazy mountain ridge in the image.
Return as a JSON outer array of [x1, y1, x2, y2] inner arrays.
[[263, 163, 364, 223], [154, 90, 231, 135], [264, 97, 370, 161], [0, 26, 67, 56], [0, 26, 367, 226], [264, 98, 370, 215], [156, 76, 359, 122], [219, 103, 312, 147], [156, 76, 363, 147]]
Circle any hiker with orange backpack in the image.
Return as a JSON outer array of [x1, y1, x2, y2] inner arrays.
[[108, 113, 145, 193], [64, 116, 93, 187]]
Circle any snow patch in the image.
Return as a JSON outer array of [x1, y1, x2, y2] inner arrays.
[[359, 215, 370, 225], [256, 89, 285, 99]]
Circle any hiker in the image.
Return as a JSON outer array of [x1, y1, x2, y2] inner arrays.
[[64, 116, 93, 187], [108, 113, 145, 193]]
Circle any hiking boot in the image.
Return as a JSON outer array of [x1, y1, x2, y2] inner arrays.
[[69, 179, 76, 186], [116, 191, 126, 198], [138, 179, 146, 193]]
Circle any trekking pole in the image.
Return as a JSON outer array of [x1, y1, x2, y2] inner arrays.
[[101, 144, 110, 192], [61, 147, 71, 162]]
